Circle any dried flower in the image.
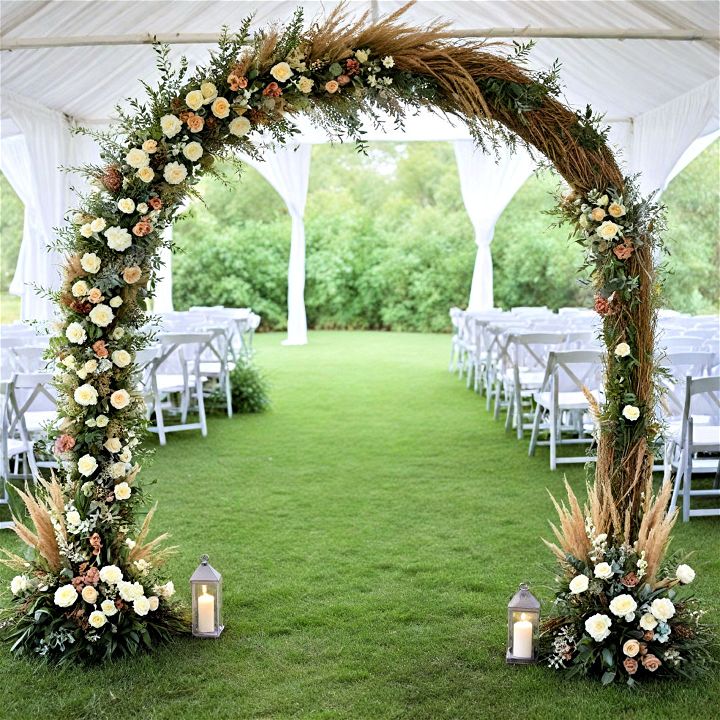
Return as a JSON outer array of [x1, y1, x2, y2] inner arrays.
[[641, 653, 662, 672], [613, 242, 635, 260], [623, 657, 638, 675], [262, 82, 282, 97], [345, 58, 360, 76], [54, 435, 76, 454], [620, 572, 639, 587], [100, 165, 122, 193]]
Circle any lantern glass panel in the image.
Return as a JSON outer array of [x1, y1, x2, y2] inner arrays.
[[190, 555, 224, 638], [506, 583, 540, 664]]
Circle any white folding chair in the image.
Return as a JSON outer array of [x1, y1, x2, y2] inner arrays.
[[667, 376, 720, 521], [197, 327, 235, 418], [528, 350, 603, 469], [449, 307, 464, 372]]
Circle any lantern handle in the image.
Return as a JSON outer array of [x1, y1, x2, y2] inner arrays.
[[200, 554, 209, 565]]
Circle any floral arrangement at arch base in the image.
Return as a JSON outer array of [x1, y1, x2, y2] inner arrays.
[[0, 2, 713, 671]]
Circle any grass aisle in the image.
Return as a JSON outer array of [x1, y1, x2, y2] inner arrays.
[[1, 331, 718, 719]]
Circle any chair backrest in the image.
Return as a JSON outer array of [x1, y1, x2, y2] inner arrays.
[[678, 375, 720, 447], [509, 332, 566, 373], [10, 345, 48, 373], [543, 349, 604, 394], [6, 372, 56, 440], [659, 335, 706, 353], [157, 333, 213, 377], [660, 352, 714, 417]]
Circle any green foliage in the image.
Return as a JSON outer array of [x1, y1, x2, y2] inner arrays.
[[226, 359, 271, 414], [0, 173, 22, 290]]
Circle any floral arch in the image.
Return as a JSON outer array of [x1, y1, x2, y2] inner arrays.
[[4, 4, 709, 679]]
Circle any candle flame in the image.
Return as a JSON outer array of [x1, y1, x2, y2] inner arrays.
[[202, 584, 207, 594], [520, 612, 529, 621]]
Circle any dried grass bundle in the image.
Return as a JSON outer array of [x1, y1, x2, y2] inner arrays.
[[128, 504, 175, 567], [636, 479, 676, 584], [12, 484, 62, 573], [543, 479, 593, 568]]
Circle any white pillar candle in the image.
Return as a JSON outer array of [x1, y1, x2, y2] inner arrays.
[[512, 613, 533, 659], [197, 584, 215, 634]]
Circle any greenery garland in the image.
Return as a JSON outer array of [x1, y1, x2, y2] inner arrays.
[[2, 3, 709, 674]]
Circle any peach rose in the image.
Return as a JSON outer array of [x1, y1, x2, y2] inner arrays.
[[187, 114, 204, 132], [179, 110, 193, 124], [613, 242, 634, 260], [148, 197, 162, 210], [132, 220, 152, 237], [590, 207, 606, 222], [122, 266, 142, 284], [87, 288, 104, 304], [594, 293, 615, 316], [325, 80, 339, 94], [92, 340, 109, 358], [337, 74, 351, 86], [623, 657, 638, 675], [54, 434, 76, 454], [227, 73, 247, 91], [641, 654, 661, 672]]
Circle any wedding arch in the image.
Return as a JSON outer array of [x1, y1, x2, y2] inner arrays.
[[3, 4, 710, 679]]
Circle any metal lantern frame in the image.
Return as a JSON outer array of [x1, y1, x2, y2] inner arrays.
[[190, 554, 224, 638], [506, 582, 540, 664]]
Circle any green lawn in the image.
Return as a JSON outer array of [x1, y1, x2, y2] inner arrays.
[[0, 291, 20, 324], [1, 331, 718, 719]]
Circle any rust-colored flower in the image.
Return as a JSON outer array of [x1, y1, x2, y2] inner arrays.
[[115, 598, 126, 611], [70, 299, 92, 315], [148, 196, 162, 210], [262, 82, 282, 97], [132, 220, 153, 237], [613, 241, 635, 260], [620, 572, 639, 587], [122, 266, 142, 284], [85, 566, 100, 585], [337, 74, 351, 86], [345, 58, 360, 76], [54, 434, 76, 454], [227, 73, 247, 91], [179, 110, 193, 124], [93, 339, 109, 358], [205, 115, 218, 130], [623, 657, 638, 675], [643, 630, 655, 642], [641, 653, 662, 672], [87, 287, 104, 304], [594, 293, 615, 316], [100, 165, 122, 193], [71, 576, 85, 591], [187, 114, 205, 132]]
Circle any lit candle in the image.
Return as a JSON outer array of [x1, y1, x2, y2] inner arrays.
[[512, 613, 533, 659], [197, 584, 215, 634]]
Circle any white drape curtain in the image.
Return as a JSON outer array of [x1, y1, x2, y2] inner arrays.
[[247, 143, 312, 345], [453, 141, 535, 311]]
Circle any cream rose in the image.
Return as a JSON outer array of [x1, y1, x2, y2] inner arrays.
[[133, 595, 151, 616], [119, 448, 132, 463], [201, 81, 218, 103], [623, 639, 640, 657], [569, 574, 590, 594], [99, 565, 123, 585], [148, 595, 160, 611], [53, 584, 78, 608], [211, 97, 230, 118], [137, 166, 155, 183], [101, 599, 118, 616], [90, 217, 107, 233], [74, 383, 98, 406], [110, 462, 128, 480], [96, 414, 109, 427], [66, 510, 81, 527], [88, 610, 107, 628], [160, 114, 182, 138], [89, 304, 114, 327], [594, 562, 613, 579], [11, 575, 29, 595], [142, 139, 158, 154], [112, 327, 125, 340], [71, 280, 89, 297], [80, 223, 93, 238], [585, 613, 612, 642], [185, 89, 204, 111], [109, 296, 123, 308], [622, 405, 640, 422], [597, 220, 619, 239], [118, 580, 144, 602], [614, 342, 631, 358], [229, 116, 251, 137], [590, 207, 606, 222], [183, 141, 203, 162], [676, 564, 695, 584], [125, 148, 149, 169], [609, 594, 637, 617], [81, 585, 98, 604], [650, 597, 675, 622], [105, 226, 133, 252], [270, 62, 293, 82], [77, 454, 98, 477], [114, 481, 131, 499], [117, 198, 135, 214], [111, 349, 132, 368], [110, 389, 131, 409], [639, 612, 658, 630], [325, 80, 339, 94], [608, 202, 626, 218], [297, 76, 314, 93], [153, 581, 175, 598], [163, 161, 188, 185], [136, 202, 148, 215], [81, 252, 101, 273], [104, 437, 122, 453], [66, 322, 87, 344]]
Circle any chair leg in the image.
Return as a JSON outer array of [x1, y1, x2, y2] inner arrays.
[[668, 461, 683, 517], [225, 373, 233, 418], [549, 404, 557, 470], [528, 403, 542, 456], [682, 448, 692, 522], [155, 391, 167, 446], [515, 388, 524, 441], [505, 392, 514, 432], [197, 377, 208, 437]]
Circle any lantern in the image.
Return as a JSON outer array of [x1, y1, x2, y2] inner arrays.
[[506, 582, 540, 664], [190, 554, 224, 638]]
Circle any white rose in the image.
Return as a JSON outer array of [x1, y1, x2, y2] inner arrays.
[[608, 202, 626, 218], [593, 562, 613, 579], [609, 594, 637, 617], [112, 327, 125, 340], [89, 304, 114, 327], [228, 116, 251, 137], [597, 194, 609, 207], [90, 217, 107, 233], [639, 612, 658, 630], [154, 581, 175, 598], [185, 89, 204, 111], [584, 613, 612, 642], [105, 226, 133, 252], [125, 148, 149, 169], [148, 595, 160, 611], [355, 49, 369, 63], [77, 454, 98, 476], [137, 166, 155, 183], [118, 580, 144, 601], [597, 220, 619, 239], [270, 62, 293, 82], [114, 481, 131, 499], [569, 574, 590, 594], [110, 389, 131, 409], [163, 161, 188, 185], [183, 141, 203, 162], [80, 252, 101, 274], [80, 223, 94, 238], [81, 585, 98, 604], [650, 597, 676, 622], [109, 296, 123, 308], [622, 405, 640, 422], [88, 610, 107, 628], [117, 198, 135, 214], [136, 202, 148, 215], [10, 575, 29, 595], [53, 583, 78, 608], [119, 448, 132, 463], [62, 355, 76, 368], [74, 383, 98, 406], [66, 322, 87, 344], [104, 437, 122, 453], [133, 595, 151, 616], [96, 414, 109, 427], [76, 368, 88, 380], [71, 280, 89, 297], [676, 564, 695, 584], [111, 349, 132, 368], [101, 599, 118, 616], [614, 342, 631, 358], [201, 81, 218, 103], [160, 114, 182, 138], [211, 97, 230, 118], [292, 75, 312, 93], [66, 510, 81, 527], [99, 565, 123, 585]]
